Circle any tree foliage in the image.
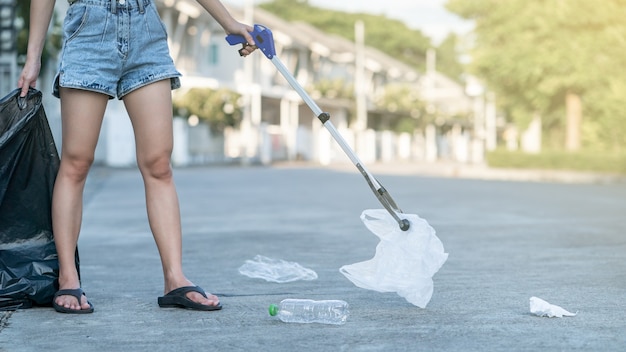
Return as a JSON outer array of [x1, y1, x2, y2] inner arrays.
[[446, 0, 626, 151], [172, 88, 243, 131], [309, 78, 353, 100], [374, 84, 423, 118], [435, 33, 466, 82]]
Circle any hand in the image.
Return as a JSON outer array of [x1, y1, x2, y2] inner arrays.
[[17, 58, 41, 97], [239, 43, 257, 57], [226, 22, 257, 57]]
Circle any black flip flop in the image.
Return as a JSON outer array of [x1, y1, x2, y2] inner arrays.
[[157, 286, 222, 311], [52, 288, 94, 314]]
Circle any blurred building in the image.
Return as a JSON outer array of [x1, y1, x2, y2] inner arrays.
[[34, 0, 480, 167]]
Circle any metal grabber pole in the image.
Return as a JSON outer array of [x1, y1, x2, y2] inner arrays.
[[226, 25, 410, 231]]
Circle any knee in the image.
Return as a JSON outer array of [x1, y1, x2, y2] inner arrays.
[[59, 155, 93, 183], [138, 155, 173, 181]]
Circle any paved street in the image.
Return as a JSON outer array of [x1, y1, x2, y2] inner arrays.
[[1, 163, 625, 351]]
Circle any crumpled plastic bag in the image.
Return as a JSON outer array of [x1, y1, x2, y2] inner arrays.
[[340, 209, 448, 308], [530, 297, 577, 317], [238, 255, 318, 283]]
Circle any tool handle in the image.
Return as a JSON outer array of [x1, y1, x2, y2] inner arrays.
[[226, 24, 276, 59]]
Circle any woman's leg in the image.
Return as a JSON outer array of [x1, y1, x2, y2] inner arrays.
[[53, 88, 108, 311], [122, 80, 219, 307]]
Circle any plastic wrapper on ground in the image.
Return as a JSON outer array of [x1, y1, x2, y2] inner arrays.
[[530, 296, 577, 317], [340, 209, 448, 308], [238, 255, 318, 283]]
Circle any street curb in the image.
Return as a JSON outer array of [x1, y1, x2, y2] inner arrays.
[[274, 161, 626, 184]]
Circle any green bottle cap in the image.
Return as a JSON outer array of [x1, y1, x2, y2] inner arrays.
[[268, 304, 278, 316]]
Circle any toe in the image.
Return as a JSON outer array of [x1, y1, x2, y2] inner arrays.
[[56, 293, 91, 311], [81, 300, 92, 310], [187, 291, 220, 306]]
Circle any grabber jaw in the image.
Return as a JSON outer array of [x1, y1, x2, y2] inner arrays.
[[357, 164, 411, 231], [398, 218, 411, 231], [376, 185, 411, 231], [225, 24, 276, 59]]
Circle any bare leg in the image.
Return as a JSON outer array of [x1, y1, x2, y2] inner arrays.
[[123, 80, 219, 307], [53, 88, 108, 311]]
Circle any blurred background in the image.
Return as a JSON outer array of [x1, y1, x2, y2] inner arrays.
[[1, 0, 624, 173]]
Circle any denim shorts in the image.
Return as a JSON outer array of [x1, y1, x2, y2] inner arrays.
[[53, 0, 181, 99]]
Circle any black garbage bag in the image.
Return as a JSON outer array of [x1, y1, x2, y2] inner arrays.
[[0, 88, 77, 310]]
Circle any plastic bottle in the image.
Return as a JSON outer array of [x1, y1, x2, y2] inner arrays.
[[268, 299, 349, 325]]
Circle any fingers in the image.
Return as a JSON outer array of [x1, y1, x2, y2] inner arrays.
[[238, 43, 257, 57], [243, 31, 256, 47], [18, 77, 34, 98], [18, 79, 30, 98], [18, 80, 35, 98], [241, 27, 258, 57], [238, 24, 256, 55], [18, 63, 40, 97]]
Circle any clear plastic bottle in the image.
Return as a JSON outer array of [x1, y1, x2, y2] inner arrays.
[[268, 299, 349, 325]]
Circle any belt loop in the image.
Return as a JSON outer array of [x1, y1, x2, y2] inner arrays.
[[110, 0, 117, 14], [137, 0, 145, 14]]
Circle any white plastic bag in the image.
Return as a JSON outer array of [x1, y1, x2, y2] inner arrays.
[[238, 255, 318, 283], [530, 297, 577, 317], [340, 209, 448, 308]]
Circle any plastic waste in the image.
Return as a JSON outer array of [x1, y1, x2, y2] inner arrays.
[[269, 299, 349, 325], [530, 297, 577, 318], [340, 209, 448, 308], [0, 88, 80, 310], [238, 255, 317, 283]]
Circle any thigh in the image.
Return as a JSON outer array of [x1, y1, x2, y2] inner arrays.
[[123, 80, 174, 164], [59, 88, 108, 161]]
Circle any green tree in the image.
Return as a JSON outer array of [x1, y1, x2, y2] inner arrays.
[[309, 78, 353, 100], [172, 88, 243, 131], [435, 33, 466, 83], [372, 83, 430, 133], [447, 0, 626, 151]]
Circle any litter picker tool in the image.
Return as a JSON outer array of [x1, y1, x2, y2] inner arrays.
[[227, 24, 410, 231], [227, 26, 448, 308]]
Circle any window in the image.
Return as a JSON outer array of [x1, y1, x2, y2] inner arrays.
[[209, 43, 219, 65]]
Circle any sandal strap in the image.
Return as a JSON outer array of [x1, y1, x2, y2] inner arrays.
[[164, 286, 208, 299], [54, 288, 86, 303]]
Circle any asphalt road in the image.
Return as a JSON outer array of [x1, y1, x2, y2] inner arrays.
[[1, 164, 625, 351]]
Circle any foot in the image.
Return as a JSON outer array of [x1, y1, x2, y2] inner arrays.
[[53, 288, 94, 314], [164, 280, 220, 308], [56, 270, 92, 312]]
